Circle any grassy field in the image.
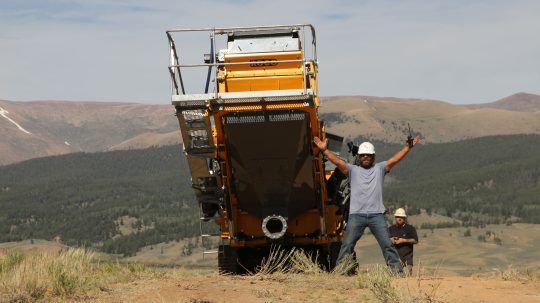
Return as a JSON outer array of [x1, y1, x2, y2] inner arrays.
[[1, 241, 539, 303], [0, 246, 165, 302], [123, 220, 540, 277], [353, 223, 540, 276], [3, 222, 539, 276], [1, 223, 540, 302]]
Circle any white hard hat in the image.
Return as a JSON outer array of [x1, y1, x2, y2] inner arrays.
[[357, 142, 375, 155], [394, 208, 407, 217]]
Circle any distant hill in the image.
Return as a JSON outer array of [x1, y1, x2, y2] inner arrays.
[[319, 94, 540, 144], [1, 135, 539, 256], [2, 94, 540, 165], [0, 100, 181, 165], [466, 92, 540, 112]]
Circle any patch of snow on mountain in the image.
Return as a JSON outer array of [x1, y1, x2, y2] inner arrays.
[[0, 106, 32, 134]]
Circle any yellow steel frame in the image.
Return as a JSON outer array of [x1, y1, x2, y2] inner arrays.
[[208, 47, 340, 247]]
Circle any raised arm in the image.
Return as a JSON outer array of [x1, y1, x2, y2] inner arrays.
[[313, 137, 349, 175], [386, 135, 421, 173]]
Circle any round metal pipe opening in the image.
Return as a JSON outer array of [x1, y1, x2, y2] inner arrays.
[[262, 215, 288, 239]]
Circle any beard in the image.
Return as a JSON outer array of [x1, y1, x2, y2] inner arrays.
[[358, 157, 375, 168]]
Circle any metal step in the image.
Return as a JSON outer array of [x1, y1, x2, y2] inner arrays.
[[201, 233, 220, 237], [198, 198, 222, 259]]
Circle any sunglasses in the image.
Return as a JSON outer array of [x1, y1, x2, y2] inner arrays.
[[358, 154, 374, 158]]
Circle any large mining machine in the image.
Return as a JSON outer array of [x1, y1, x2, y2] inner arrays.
[[166, 24, 346, 273]]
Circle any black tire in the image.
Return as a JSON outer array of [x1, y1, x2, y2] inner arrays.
[[237, 247, 268, 274], [219, 246, 270, 274], [319, 242, 341, 271], [328, 241, 341, 270], [218, 244, 239, 274]]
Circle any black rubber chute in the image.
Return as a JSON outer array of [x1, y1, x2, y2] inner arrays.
[[224, 110, 317, 219]]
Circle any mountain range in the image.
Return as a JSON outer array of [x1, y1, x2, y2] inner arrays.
[[1, 92, 540, 165], [2, 134, 539, 255], [0, 100, 180, 165], [319, 92, 540, 143]]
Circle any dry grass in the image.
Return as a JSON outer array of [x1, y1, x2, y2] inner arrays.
[[499, 265, 540, 282], [0, 245, 461, 303], [254, 246, 360, 276], [358, 265, 406, 303], [408, 262, 444, 303], [252, 247, 445, 303], [331, 254, 357, 276], [0, 248, 160, 302], [358, 263, 444, 303], [254, 246, 297, 275], [288, 250, 322, 274], [0, 248, 95, 301], [255, 246, 347, 275]]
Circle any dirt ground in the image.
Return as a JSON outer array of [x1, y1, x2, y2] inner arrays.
[[80, 271, 540, 303], [4, 226, 540, 303]]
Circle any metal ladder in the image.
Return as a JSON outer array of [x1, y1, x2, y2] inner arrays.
[[175, 107, 221, 257], [198, 205, 221, 258]]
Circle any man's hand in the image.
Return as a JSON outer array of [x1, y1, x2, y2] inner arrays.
[[391, 237, 407, 245], [313, 136, 328, 151], [313, 136, 348, 174], [409, 135, 421, 148], [386, 135, 422, 172], [392, 237, 418, 245]]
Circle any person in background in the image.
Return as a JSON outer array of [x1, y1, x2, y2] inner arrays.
[[388, 208, 418, 275]]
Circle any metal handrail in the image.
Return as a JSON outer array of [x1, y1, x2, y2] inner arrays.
[[167, 34, 185, 95], [169, 59, 314, 68], [166, 24, 317, 98]]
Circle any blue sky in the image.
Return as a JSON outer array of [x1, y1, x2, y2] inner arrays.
[[0, 0, 539, 104]]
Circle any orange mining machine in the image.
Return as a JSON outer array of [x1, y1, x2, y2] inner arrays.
[[166, 25, 346, 273]]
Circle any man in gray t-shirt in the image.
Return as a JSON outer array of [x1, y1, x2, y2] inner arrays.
[[313, 135, 420, 274], [348, 161, 387, 214]]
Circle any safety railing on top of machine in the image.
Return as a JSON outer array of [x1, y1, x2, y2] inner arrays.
[[166, 24, 318, 100]]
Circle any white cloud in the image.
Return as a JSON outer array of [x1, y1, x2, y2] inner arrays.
[[0, 0, 539, 104]]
